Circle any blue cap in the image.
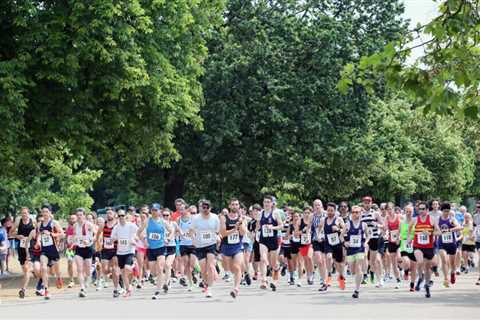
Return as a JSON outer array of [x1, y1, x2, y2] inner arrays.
[[151, 203, 161, 210]]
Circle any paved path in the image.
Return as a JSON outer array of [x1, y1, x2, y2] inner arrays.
[[1, 272, 479, 319]]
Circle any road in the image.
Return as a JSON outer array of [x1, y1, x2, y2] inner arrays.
[[1, 272, 479, 319]]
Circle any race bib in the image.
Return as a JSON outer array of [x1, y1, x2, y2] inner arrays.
[[19, 238, 27, 248], [292, 235, 300, 242], [318, 229, 325, 241], [181, 232, 192, 241], [103, 237, 114, 249], [442, 232, 454, 244], [66, 235, 74, 245], [283, 238, 290, 245], [349, 235, 361, 248], [327, 233, 340, 246], [262, 225, 274, 237], [390, 230, 399, 242], [417, 233, 429, 245], [41, 234, 53, 247], [227, 231, 240, 244], [301, 233, 310, 245], [405, 242, 413, 251], [475, 227, 480, 237], [118, 238, 129, 251], [149, 232, 161, 241], [199, 231, 213, 242]]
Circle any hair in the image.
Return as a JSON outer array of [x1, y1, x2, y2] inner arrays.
[[229, 198, 239, 204], [327, 202, 336, 209], [440, 202, 451, 211], [252, 204, 262, 211], [351, 205, 362, 212], [76, 207, 86, 214], [417, 201, 428, 209], [162, 208, 171, 214], [175, 198, 186, 205], [263, 195, 274, 202], [304, 205, 313, 212], [41, 204, 52, 211]]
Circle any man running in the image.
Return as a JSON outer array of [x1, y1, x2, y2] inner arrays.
[[111, 209, 138, 298], [65, 214, 77, 288], [399, 205, 417, 291], [11, 207, 35, 298], [385, 202, 402, 288], [257, 195, 283, 291], [178, 204, 197, 291], [344, 205, 369, 298], [408, 202, 440, 298], [73, 208, 95, 298], [311, 199, 328, 291], [38, 205, 64, 300], [361, 196, 384, 287], [220, 198, 247, 298], [191, 200, 220, 298]]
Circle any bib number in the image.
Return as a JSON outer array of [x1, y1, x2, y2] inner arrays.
[[390, 230, 399, 242], [301, 233, 310, 245], [118, 238, 129, 251], [318, 229, 325, 241], [103, 238, 114, 249], [149, 233, 161, 241], [441, 232, 453, 244], [199, 231, 213, 242], [349, 235, 361, 248], [262, 225, 274, 237], [41, 234, 53, 247], [327, 233, 340, 246], [417, 233, 429, 245], [19, 238, 27, 248], [405, 242, 413, 251], [227, 232, 240, 244]]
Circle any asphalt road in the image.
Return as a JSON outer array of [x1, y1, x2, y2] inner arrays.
[[1, 272, 479, 319]]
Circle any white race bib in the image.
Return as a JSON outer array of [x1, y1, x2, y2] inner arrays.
[[349, 235, 361, 248], [441, 232, 454, 244], [103, 238, 114, 249], [181, 232, 192, 241], [19, 238, 27, 248], [41, 234, 53, 247], [417, 233, 429, 245], [292, 235, 300, 242], [301, 233, 310, 245], [262, 225, 274, 237], [327, 233, 340, 246], [405, 242, 413, 251], [149, 232, 161, 241], [227, 231, 240, 244], [283, 238, 290, 245], [390, 230, 399, 242], [118, 238, 129, 251], [199, 231, 213, 242]]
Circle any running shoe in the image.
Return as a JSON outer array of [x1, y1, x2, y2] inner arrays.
[[450, 272, 456, 284], [79, 289, 86, 298], [163, 284, 169, 294], [56, 278, 64, 289], [152, 291, 161, 300], [244, 273, 252, 286], [67, 281, 75, 288], [44, 289, 50, 300], [230, 289, 238, 299], [270, 283, 277, 292], [123, 289, 132, 298], [338, 276, 346, 290], [19, 288, 25, 299], [424, 284, 431, 298], [113, 290, 120, 298], [352, 290, 359, 298]]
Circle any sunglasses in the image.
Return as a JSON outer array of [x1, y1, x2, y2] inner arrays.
[[339, 205, 348, 208], [202, 206, 210, 209], [118, 215, 126, 218], [163, 214, 170, 217], [418, 207, 427, 210]]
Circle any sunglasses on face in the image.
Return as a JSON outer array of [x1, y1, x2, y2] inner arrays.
[[202, 206, 210, 209], [163, 214, 170, 218], [418, 207, 427, 210], [118, 215, 125, 218]]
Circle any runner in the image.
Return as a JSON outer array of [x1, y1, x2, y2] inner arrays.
[[96, 208, 121, 297], [73, 208, 95, 298], [461, 213, 475, 274], [25, 215, 44, 296], [311, 199, 328, 291], [240, 206, 253, 286], [399, 204, 417, 292], [163, 208, 178, 291], [137, 203, 173, 299], [178, 204, 196, 291], [257, 195, 283, 291], [191, 199, 220, 298], [299, 206, 314, 285], [361, 196, 384, 287], [473, 201, 480, 285], [385, 202, 402, 288], [111, 209, 139, 298], [11, 207, 35, 298], [65, 214, 77, 288], [134, 205, 149, 289], [436, 202, 462, 287], [38, 205, 64, 300], [220, 198, 247, 298], [408, 202, 440, 298], [288, 211, 302, 286], [344, 205, 369, 298], [321, 202, 346, 290]]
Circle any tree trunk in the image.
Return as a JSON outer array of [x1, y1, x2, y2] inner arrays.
[[164, 168, 185, 209]]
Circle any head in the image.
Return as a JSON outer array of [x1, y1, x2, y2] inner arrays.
[[86, 213, 94, 223], [162, 208, 171, 220], [464, 212, 472, 223], [417, 201, 428, 217], [351, 205, 362, 220], [68, 214, 77, 226], [404, 205, 414, 218], [106, 207, 115, 221], [41, 205, 52, 220], [362, 196, 372, 210], [151, 203, 161, 218], [459, 206, 467, 214], [313, 199, 323, 213], [188, 205, 197, 215], [263, 195, 273, 211], [326, 202, 336, 218], [199, 200, 211, 215], [386, 202, 395, 216], [339, 201, 348, 214], [221, 208, 229, 216], [140, 205, 149, 215], [76, 207, 86, 222], [440, 202, 451, 216], [127, 206, 136, 215], [117, 209, 126, 224], [431, 200, 440, 211], [20, 207, 30, 219], [229, 198, 240, 214], [175, 198, 186, 212], [303, 206, 312, 216], [475, 201, 480, 213]]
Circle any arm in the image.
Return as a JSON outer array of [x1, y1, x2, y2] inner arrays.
[[165, 223, 175, 242], [407, 218, 416, 243], [271, 211, 283, 231], [450, 218, 462, 232], [52, 221, 64, 239], [10, 218, 20, 239]]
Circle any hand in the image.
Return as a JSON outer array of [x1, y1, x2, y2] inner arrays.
[[344, 241, 350, 248], [332, 226, 339, 232]]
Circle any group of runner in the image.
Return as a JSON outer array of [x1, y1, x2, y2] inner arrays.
[[8, 196, 480, 300]]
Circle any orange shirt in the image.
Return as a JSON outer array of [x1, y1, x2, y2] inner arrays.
[[172, 211, 181, 222]]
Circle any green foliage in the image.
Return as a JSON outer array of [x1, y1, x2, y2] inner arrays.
[[339, 0, 480, 118]]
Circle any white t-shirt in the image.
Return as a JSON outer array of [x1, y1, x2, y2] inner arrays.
[[192, 213, 220, 248], [111, 222, 138, 255]]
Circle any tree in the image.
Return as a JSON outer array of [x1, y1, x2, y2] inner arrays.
[[339, 0, 480, 118]]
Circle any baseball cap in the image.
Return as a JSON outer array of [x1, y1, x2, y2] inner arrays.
[[151, 203, 162, 210]]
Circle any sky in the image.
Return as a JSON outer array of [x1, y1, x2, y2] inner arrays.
[[402, 0, 440, 61]]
